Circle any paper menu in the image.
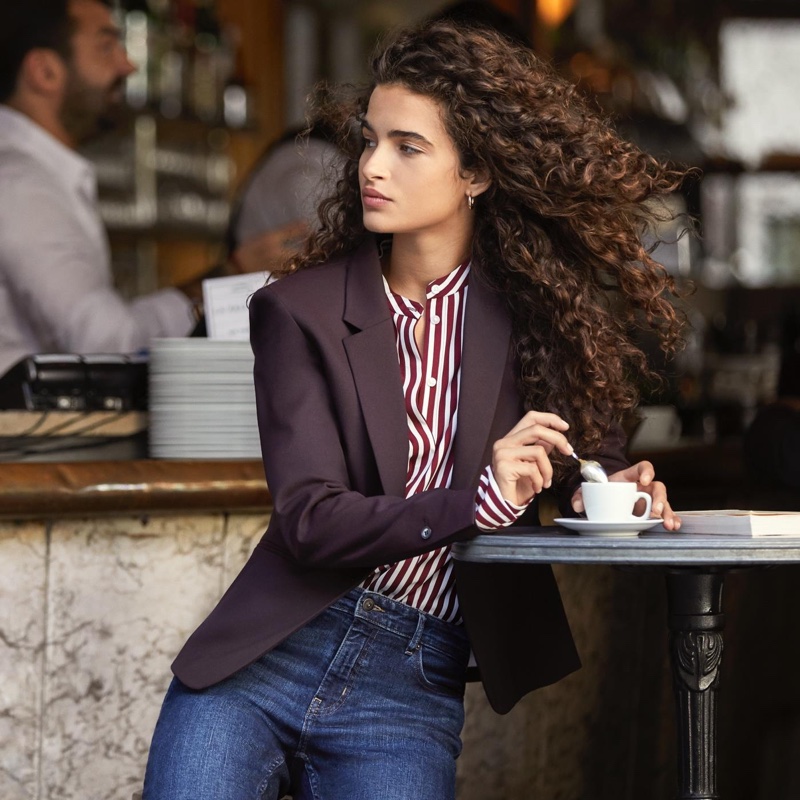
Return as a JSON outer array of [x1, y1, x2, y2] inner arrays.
[[202, 272, 272, 340]]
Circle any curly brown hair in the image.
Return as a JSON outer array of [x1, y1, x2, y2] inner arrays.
[[291, 20, 688, 459]]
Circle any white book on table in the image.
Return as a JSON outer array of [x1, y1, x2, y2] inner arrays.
[[655, 510, 800, 537]]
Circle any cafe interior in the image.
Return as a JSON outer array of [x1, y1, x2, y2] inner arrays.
[[1, 0, 800, 798]]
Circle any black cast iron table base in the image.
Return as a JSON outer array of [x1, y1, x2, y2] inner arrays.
[[666, 569, 725, 800]]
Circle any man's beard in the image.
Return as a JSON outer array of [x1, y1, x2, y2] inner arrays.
[[59, 72, 126, 145]]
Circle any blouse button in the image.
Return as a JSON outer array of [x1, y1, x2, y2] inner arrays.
[[426, 377, 437, 388], [430, 314, 441, 325]]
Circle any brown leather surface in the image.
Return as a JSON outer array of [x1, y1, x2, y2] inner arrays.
[[0, 459, 271, 517]]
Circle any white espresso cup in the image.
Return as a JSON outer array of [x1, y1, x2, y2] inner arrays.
[[581, 481, 652, 522]]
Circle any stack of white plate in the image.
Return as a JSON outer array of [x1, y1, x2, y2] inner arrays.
[[148, 339, 261, 459]]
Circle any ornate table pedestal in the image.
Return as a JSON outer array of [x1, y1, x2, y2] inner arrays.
[[667, 570, 724, 800]]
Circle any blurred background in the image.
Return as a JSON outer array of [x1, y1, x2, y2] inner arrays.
[[87, 0, 800, 505]]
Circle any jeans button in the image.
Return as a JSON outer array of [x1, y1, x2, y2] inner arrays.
[[363, 597, 375, 611], [421, 526, 432, 540]]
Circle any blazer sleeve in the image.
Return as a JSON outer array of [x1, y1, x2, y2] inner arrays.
[[250, 287, 478, 571]]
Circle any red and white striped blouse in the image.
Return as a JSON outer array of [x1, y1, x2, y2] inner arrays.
[[361, 260, 528, 622]]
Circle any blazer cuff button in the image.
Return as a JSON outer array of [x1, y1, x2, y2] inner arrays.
[[421, 526, 432, 540]]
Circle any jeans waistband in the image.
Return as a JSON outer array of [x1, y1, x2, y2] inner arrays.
[[331, 587, 469, 658]]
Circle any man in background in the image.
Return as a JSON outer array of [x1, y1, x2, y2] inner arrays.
[[0, 0, 201, 377]]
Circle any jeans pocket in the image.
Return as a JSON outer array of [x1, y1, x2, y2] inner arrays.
[[412, 644, 467, 698]]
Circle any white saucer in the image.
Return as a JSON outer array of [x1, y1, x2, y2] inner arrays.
[[553, 518, 664, 538]]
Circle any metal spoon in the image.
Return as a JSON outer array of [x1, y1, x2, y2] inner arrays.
[[570, 451, 609, 483]]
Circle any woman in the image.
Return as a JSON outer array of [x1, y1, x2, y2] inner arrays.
[[144, 19, 683, 800]]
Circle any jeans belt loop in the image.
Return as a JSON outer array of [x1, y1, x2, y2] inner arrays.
[[405, 614, 425, 655]]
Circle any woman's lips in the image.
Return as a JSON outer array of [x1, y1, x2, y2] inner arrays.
[[362, 188, 390, 208]]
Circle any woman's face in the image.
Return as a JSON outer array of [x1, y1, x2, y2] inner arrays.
[[359, 84, 481, 241]]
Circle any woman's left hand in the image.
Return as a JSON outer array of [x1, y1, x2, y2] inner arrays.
[[571, 460, 682, 531]]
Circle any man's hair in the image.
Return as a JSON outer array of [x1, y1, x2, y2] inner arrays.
[[0, 0, 76, 103]]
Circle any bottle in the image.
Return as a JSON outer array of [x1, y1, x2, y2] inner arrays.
[[123, 0, 152, 109], [222, 24, 251, 128], [172, 0, 197, 118], [149, 0, 185, 119], [190, 0, 223, 122]]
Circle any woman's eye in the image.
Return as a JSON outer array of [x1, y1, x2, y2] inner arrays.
[[362, 137, 376, 149], [399, 144, 421, 155]]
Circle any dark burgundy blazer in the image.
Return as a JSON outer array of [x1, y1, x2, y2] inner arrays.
[[171, 238, 629, 714]]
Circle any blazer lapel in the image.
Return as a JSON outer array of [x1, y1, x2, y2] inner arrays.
[[341, 243, 514, 497], [342, 241, 409, 497], [450, 267, 513, 490]]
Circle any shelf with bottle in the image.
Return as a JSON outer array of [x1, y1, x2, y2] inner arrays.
[[93, 0, 283, 295], [121, 0, 255, 131], [83, 113, 234, 238], [84, 1, 273, 238]]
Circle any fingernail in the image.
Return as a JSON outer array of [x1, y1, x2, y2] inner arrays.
[[545, 480, 552, 489], [654, 502, 664, 514]]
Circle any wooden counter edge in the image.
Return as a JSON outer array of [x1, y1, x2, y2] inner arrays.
[[0, 459, 272, 518]]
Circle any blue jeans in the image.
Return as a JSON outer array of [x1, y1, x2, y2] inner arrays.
[[143, 588, 470, 800]]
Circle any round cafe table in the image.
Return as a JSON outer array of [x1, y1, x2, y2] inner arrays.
[[452, 528, 800, 800]]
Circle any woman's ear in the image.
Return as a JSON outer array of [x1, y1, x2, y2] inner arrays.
[[466, 169, 492, 199]]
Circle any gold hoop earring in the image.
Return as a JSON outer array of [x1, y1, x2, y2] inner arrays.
[[467, 194, 474, 211]]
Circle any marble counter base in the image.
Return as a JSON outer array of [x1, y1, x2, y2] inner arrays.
[[0, 512, 268, 800], [3, 517, 677, 800]]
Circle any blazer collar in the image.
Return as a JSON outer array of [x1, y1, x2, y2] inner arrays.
[[341, 239, 513, 495], [342, 238, 392, 330]]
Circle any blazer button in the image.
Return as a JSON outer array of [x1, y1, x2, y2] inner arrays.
[[421, 526, 432, 540]]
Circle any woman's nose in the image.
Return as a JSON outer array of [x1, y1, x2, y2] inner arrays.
[[361, 144, 388, 180]]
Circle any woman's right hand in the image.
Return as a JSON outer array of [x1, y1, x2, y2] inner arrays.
[[491, 411, 574, 506]]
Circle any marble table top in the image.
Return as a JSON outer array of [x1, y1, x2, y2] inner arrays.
[[453, 527, 800, 566]]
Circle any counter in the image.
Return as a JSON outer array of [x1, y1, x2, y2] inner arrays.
[[0, 458, 272, 800]]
